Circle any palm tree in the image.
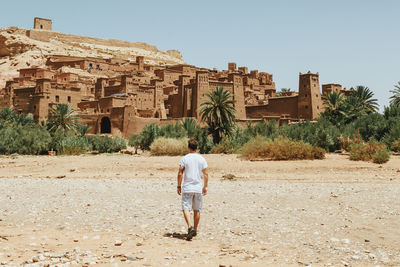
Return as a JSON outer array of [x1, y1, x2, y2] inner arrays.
[[323, 91, 346, 115], [0, 108, 15, 122], [47, 104, 79, 133], [200, 87, 236, 144], [0, 108, 34, 126], [180, 117, 199, 137], [322, 91, 348, 125], [347, 85, 379, 113], [75, 123, 90, 137], [342, 95, 364, 122], [390, 82, 400, 106], [276, 88, 291, 97]]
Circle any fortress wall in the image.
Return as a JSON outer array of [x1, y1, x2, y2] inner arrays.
[[246, 96, 298, 119]]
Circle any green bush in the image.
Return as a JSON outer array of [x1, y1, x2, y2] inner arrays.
[[211, 138, 238, 154], [0, 108, 35, 127], [150, 137, 187, 156], [280, 118, 341, 152], [139, 124, 160, 150], [50, 127, 76, 152], [89, 135, 127, 153], [159, 123, 187, 139], [244, 120, 278, 139], [59, 136, 90, 155], [128, 134, 143, 154], [0, 124, 51, 155], [348, 113, 388, 142], [240, 136, 325, 161], [372, 148, 390, 164], [349, 141, 387, 162], [196, 127, 214, 154]]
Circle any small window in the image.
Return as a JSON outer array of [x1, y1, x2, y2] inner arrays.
[[40, 25, 43, 29], [106, 109, 110, 113], [317, 106, 320, 109], [67, 96, 71, 103], [55, 95, 59, 102], [304, 94, 307, 97], [305, 105, 308, 109], [64, 78, 67, 81]]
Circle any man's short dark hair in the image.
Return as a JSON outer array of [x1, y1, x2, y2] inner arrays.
[[188, 138, 198, 150]]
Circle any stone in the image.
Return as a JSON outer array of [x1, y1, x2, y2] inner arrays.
[[114, 240, 122, 246], [50, 254, 64, 258]]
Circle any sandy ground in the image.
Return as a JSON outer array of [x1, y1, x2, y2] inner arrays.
[[0, 153, 399, 266]]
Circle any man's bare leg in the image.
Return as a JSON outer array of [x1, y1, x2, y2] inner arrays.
[[193, 210, 200, 231], [183, 210, 191, 228]]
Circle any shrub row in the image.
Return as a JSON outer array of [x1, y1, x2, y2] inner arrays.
[[240, 136, 325, 161], [132, 121, 213, 154]]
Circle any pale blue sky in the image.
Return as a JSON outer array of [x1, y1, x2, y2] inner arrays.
[[1, 0, 399, 109]]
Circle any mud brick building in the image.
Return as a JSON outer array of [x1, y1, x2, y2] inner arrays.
[[33, 17, 52, 31], [0, 17, 346, 137]]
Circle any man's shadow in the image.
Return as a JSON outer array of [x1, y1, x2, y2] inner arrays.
[[163, 232, 188, 240]]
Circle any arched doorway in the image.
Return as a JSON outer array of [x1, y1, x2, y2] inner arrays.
[[100, 117, 111, 134]]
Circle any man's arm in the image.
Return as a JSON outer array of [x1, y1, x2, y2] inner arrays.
[[202, 168, 208, 196], [177, 166, 184, 195]]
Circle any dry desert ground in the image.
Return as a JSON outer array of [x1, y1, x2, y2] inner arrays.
[[0, 153, 400, 266]]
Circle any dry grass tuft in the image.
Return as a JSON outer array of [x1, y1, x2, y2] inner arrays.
[[349, 141, 390, 164], [150, 137, 187, 156], [240, 136, 325, 161], [391, 138, 400, 152], [338, 131, 363, 152]]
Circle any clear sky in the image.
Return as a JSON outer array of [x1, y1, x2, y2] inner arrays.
[[1, 0, 399, 109]]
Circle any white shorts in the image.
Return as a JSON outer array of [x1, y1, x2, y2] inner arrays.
[[182, 193, 202, 211]]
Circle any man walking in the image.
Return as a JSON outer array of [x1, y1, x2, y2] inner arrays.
[[177, 139, 208, 241]]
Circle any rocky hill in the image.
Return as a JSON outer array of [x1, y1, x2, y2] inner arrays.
[[0, 26, 185, 88]]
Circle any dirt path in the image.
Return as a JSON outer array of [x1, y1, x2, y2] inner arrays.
[[0, 154, 399, 266]]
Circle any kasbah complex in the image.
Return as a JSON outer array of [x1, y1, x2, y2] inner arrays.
[[0, 18, 351, 137]]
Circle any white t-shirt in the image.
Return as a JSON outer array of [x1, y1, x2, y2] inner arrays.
[[179, 153, 208, 193]]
